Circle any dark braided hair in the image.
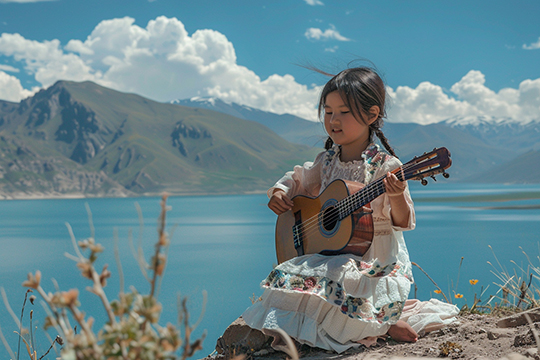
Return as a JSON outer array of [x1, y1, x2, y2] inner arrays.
[[317, 67, 397, 158]]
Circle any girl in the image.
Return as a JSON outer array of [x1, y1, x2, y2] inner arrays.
[[241, 66, 454, 353]]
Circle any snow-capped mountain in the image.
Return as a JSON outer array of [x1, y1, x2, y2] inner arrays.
[[172, 97, 540, 183]]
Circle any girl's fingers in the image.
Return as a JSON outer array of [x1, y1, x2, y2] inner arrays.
[[282, 195, 294, 207], [268, 195, 293, 215], [385, 172, 406, 195]]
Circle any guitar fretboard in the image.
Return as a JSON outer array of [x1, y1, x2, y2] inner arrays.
[[337, 168, 404, 219]]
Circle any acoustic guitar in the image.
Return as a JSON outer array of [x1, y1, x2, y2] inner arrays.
[[275, 147, 452, 264]]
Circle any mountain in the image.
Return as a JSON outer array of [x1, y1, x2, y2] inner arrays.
[[0, 81, 319, 199], [466, 149, 540, 184], [173, 97, 326, 147], [1, 82, 538, 200], [174, 99, 540, 183]]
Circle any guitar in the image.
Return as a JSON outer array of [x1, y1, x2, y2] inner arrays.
[[275, 147, 452, 264]]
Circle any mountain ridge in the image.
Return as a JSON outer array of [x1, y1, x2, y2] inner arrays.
[[1, 81, 538, 200], [176, 97, 540, 184], [0, 81, 319, 199]]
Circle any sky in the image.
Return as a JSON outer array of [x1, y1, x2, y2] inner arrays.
[[0, 0, 539, 124]]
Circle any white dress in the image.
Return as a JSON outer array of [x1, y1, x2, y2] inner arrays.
[[242, 144, 459, 353]]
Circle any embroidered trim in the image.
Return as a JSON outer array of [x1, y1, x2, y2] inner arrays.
[[263, 268, 404, 323], [322, 144, 389, 187], [374, 229, 392, 236]]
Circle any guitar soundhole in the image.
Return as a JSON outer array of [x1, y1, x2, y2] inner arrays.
[[322, 206, 339, 231]]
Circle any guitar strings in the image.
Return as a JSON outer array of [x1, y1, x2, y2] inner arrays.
[[294, 175, 389, 240], [292, 161, 423, 240], [293, 152, 447, 240], [296, 153, 446, 239], [294, 163, 417, 240]]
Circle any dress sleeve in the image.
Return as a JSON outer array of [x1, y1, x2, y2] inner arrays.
[[376, 156, 416, 232], [267, 151, 325, 199]]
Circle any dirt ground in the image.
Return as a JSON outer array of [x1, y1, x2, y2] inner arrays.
[[204, 312, 540, 360]]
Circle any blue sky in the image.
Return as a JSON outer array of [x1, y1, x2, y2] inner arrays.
[[0, 0, 539, 124]]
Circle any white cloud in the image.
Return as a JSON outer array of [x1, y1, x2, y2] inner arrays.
[[523, 37, 540, 50], [305, 25, 350, 41], [304, 0, 324, 5], [324, 46, 338, 53], [0, 16, 321, 120], [0, 16, 538, 125], [387, 70, 540, 124], [0, 71, 36, 102], [0, 64, 19, 72]]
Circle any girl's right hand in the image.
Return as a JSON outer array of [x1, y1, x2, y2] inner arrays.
[[268, 189, 294, 215]]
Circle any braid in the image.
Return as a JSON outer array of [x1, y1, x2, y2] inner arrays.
[[372, 126, 398, 158], [324, 137, 334, 150]]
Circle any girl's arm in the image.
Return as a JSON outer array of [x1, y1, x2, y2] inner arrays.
[[383, 172, 411, 229], [267, 152, 325, 215], [268, 189, 294, 215]]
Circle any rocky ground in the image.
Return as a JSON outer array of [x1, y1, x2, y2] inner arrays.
[[204, 309, 540, 360]]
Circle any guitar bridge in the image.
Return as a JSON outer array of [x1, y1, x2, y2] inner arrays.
[[292, 211, 305, 257]]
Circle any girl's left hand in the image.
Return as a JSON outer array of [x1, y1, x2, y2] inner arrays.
[[384, 171, 406, 197]]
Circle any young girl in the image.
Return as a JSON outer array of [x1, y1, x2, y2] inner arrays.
[[242, 67, 418, 352], [241, 66, 455, 353]]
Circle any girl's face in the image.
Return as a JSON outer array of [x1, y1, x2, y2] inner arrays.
[[324, 91, 375, 153]]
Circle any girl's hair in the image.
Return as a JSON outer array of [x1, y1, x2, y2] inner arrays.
[[317, 67, 397, 158]]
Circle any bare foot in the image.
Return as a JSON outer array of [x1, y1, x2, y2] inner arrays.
[[387, 320, 418, 342]]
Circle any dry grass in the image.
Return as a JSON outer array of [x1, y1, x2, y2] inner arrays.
[[1, 194, 206, 360]]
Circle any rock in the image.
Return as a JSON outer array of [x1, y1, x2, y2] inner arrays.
[[514, 330, 536, 347], [215, 317, 270, 355], [498, 308, 540, 328]]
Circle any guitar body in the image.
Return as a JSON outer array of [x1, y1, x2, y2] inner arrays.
[[275, 179, 374, 264], [274, 147, 453, 264]]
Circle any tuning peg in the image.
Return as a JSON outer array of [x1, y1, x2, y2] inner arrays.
[[443, 172, 450, 179], [421, 178, 428, 186]]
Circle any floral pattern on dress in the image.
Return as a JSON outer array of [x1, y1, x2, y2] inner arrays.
[[355, 259, 414, 281], [362, 144, 390, 185], [263, 269, 404, 324]]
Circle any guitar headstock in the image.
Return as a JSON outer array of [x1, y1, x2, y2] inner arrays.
[[401, 147, 452, 185]]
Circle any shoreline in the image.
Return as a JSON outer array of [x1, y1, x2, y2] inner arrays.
[[0, 189, 268, 201]]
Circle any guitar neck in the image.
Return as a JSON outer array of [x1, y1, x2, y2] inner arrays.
[[337, 169, 403, 219], [336, 147, 451, 220]]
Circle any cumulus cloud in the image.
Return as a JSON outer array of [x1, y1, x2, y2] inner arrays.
[[387, 70, 540, 124], [0, 16, 321, 119], [304, 25, 350, 41], [523, 37, 540, 50], [0, 16, 538, 124], [0, 64, 19, 72], [0, 71, 37, 102], [304, 0, 324, 5]]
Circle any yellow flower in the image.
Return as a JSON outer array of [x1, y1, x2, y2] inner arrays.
[[454, 293, 463, 299], [434, 289, 442, 294], [469, 279, 479, 285]]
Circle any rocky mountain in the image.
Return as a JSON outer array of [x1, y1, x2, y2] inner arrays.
[[0, 81, 319, 199], [173, 97, 326, 147], [176, 98, 540, 184]]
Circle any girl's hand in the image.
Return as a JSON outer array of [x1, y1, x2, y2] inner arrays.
[[268, 189, 294, 215], [384, 171, 410, 228], [383, 171, 406, 197]]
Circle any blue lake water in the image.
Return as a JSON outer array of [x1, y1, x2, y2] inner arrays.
[[1, 183, 540, 359]]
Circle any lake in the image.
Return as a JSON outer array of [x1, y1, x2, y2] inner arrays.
[[1, 182, 540, 359]]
